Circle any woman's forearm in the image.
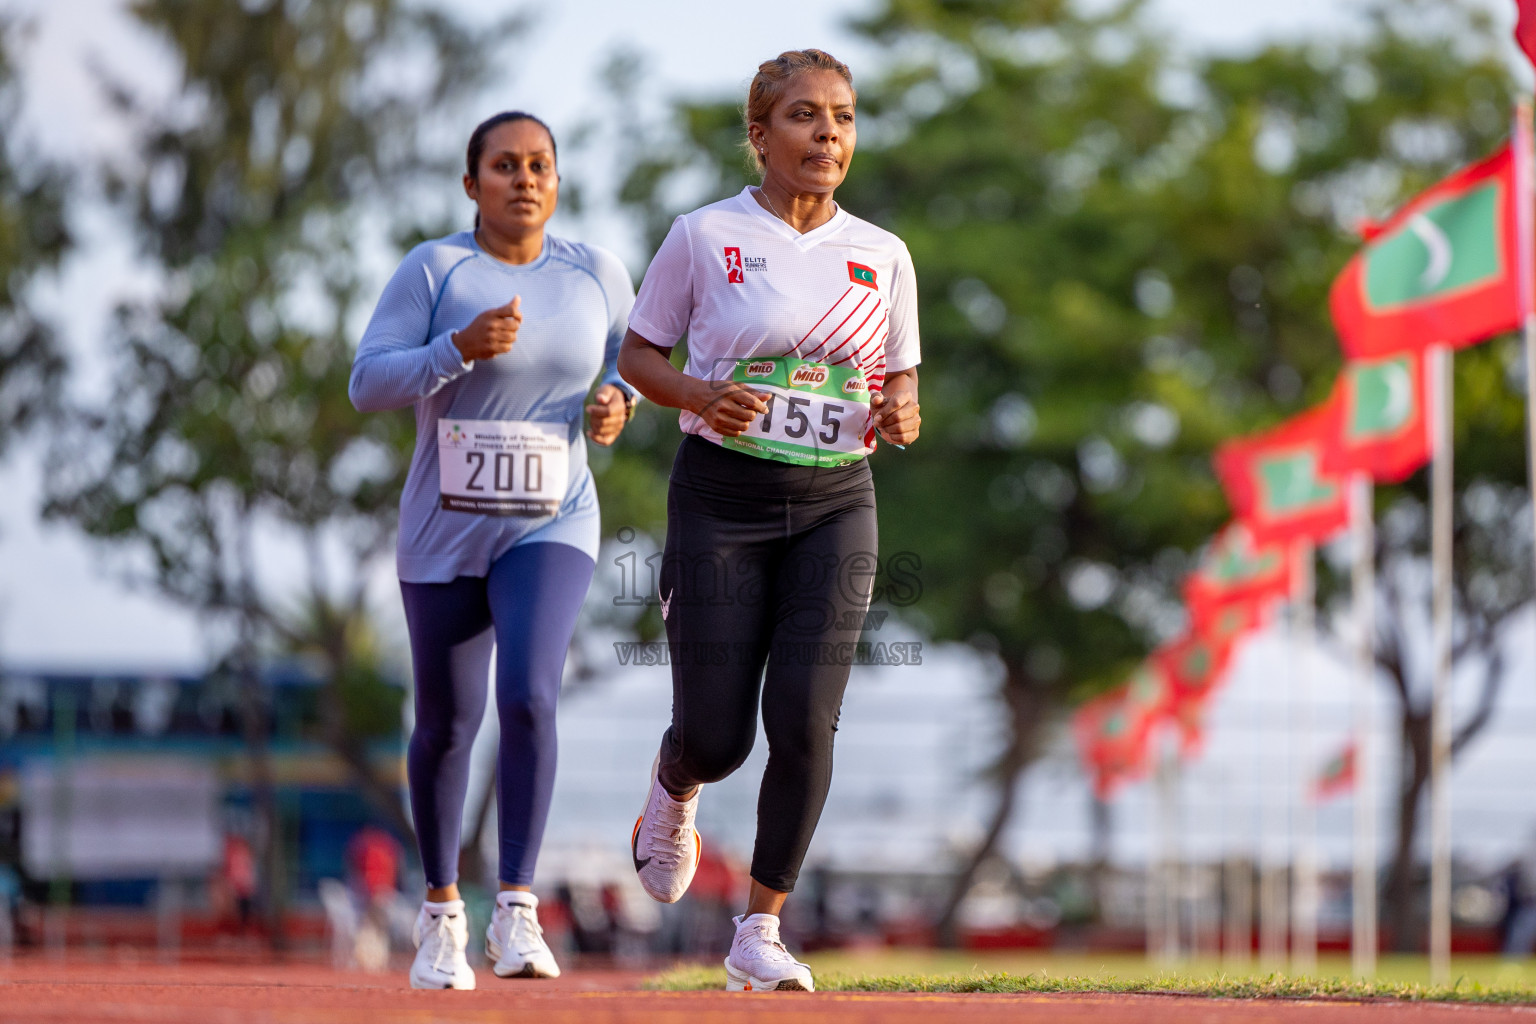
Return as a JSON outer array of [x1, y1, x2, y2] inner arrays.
[[884, 366, 918, 403], [349, 330, 470, 413], [617, 329, 704, 413]]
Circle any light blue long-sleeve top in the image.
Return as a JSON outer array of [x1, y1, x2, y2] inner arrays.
[[350, 231, 635, 582]]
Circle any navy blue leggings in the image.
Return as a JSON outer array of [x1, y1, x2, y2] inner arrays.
[[401, 541, 595, 889]]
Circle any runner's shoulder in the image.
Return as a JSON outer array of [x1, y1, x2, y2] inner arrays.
[[544, 235, 626, 278], [543, 235, 635, 299], [671, 192, 758, 239], [834, 209, 912, 260], [395, 231, 480, 284]]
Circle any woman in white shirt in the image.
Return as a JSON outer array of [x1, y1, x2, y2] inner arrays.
[[617, 48, 920, 993]]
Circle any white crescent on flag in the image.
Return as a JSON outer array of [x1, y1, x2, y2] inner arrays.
[[1408, 213, 1453, 291], [1380, 360, 1412, 427]]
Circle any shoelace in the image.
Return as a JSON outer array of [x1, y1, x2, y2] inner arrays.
[[740, 921, 797, 964], [645, 793, 695, 869], [427, 912, 460, 974], [503, 905, 545, 954]]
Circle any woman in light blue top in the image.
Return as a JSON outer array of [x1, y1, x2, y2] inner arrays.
[[350, 111, 635, 989]]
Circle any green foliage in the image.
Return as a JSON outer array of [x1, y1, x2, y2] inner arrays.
[[47, 0, 504, 623], [0, 19, 68, 455], [41, 1, 514, 819]]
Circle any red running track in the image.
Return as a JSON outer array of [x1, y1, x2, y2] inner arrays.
[[3, 958, 1536, 1023]]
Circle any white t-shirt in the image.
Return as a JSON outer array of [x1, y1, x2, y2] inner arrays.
[[628, 187, 920, 456]]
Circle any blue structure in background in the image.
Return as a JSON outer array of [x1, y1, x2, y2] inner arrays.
[[0, 666, 409, 907]]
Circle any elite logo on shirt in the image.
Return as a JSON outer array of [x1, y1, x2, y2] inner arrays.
[[724, 247, 745, 284], [848, 262, 878, 288]]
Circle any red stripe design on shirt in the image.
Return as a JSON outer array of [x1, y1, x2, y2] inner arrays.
[[791, 286, 856, 356], [831, 313, 886, 366], [819, 305, 882, 365], [850, 327, 888, 376], [801, 292, 872, 361]]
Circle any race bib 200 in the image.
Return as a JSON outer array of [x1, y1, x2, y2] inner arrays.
[[722, 357, 871, 468], [437, 418, 568, 516]]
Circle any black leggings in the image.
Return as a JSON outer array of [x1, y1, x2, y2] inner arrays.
[[656, 435, 878, 893]]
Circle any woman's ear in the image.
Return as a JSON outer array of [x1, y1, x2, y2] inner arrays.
[[462, 172, 478, 202]]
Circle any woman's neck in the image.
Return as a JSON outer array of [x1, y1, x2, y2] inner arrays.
[[474, 223, 544, 265], [754, 179, 837, 234]]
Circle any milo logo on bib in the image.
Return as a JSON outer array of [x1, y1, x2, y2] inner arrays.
[[789, 364, 829, 389], [723, 355, 872, 468]]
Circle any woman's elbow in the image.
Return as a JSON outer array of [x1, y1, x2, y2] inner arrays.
[[617, 329, 668, 395], [348, 368, 384, 413], [616, 340, 638, 384]]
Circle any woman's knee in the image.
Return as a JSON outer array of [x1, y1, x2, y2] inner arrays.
[[497, 687, 558, 736], [763, 708, 839, 765], [410, 711, 481, 761], [672, 726, 756, 784]]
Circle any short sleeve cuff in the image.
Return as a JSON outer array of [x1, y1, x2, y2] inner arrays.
[[626, 312, 680, 350]]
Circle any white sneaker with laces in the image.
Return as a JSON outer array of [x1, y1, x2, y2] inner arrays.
[[485, 891, 560, 978], [630, 753, 701, 903], [723, 912, 815, 992], [409, 900, 476, 990]]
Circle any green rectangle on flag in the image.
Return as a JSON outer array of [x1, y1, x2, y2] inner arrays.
[[1257, 451, 1339, 515], [1346, 356, 1414, 440], [1363, 181, 1502, 310]]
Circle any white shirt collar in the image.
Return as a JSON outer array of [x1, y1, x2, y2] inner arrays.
[[736, 186, 848, 251]]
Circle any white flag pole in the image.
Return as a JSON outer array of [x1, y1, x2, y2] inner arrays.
[[1260, 593, 1291, 969], [1292, 540, 1319, 976], [1428, 342, 1454, 985], [1234, 664, 1266, 969], [1515, 102, 1536, 596], [1350, 472, 1379, 978], [1151, 739, 1180, 963]]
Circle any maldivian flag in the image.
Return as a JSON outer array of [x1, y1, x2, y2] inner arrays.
[[1073, 662, 1169, 798], [1184, 522, 1293, 632], [1214, 398, 1350, 547], [1319, 350, 1432, 484], [1198, 598, 1266, 647], [1330, 143, 1521, 359], [1311, 743, 1357, 802], [1517, 0, 1536, 68], [1154, 629, 1240, 754]]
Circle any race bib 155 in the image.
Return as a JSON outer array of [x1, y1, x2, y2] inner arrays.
[[722, 357, 871, 468]]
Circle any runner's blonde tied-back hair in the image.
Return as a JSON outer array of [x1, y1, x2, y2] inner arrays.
[[744, 49, 856, 174]]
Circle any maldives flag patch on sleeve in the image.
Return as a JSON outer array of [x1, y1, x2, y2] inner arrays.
[[848, 262, 877, 288]]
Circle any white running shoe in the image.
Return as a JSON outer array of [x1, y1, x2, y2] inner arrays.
[[485, 891, 561, 979], [724, 913, 815, 992], [630, 753, 701, 903], [409, 901, 476, 990]]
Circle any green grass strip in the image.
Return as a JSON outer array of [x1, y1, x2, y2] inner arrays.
[[645, 964, 1536, 1003]]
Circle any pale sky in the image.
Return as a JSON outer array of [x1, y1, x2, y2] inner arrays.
[[0, 0, 1521, 670]]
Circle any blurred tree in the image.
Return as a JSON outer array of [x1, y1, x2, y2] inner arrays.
[[0, 19, 68, 457], [42, 0, 516, 942], [604, 0, 1529, 944]]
